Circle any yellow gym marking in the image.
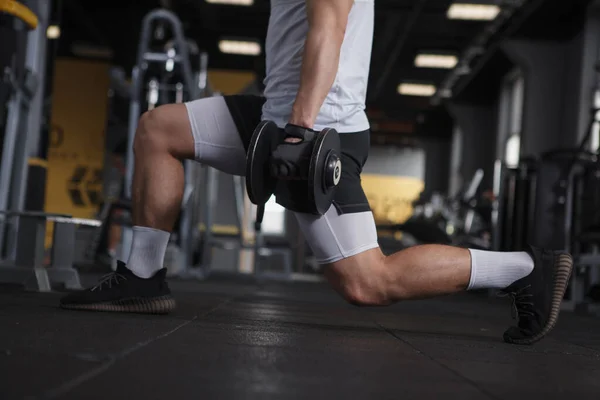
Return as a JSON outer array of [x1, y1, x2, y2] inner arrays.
[[0, 0, 39, 29]]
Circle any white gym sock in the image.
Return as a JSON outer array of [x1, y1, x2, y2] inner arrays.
[[126, 226, 171, 279], [467, 249, 535, 290]]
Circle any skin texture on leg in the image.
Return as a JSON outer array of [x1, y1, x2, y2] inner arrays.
[[324, 245, 472, 306], [132, 104, 195, 232]]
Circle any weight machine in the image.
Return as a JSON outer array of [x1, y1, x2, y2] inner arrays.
[[120, 9, 249, 280], [493, 59, 600, 312], [552, 85, 600, 311], [0, 0, 40, 259], [0, 0, 83, 291]]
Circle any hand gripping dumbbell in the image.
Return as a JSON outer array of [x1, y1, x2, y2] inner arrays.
[[245, 121, 342, 216]]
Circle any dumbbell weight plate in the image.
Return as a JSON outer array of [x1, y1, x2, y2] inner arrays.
[[246, 120, 280, 206], [308, 128, 341, 215]]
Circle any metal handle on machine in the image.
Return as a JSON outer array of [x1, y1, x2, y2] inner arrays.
[[198, 52, 209, 96], [463, 168, 484, 203], [233, 176, 245, 230], [125, 9, 201, 200], [135, 9, 199, 99]]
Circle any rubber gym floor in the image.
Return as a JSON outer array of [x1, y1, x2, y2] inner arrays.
[[2, 274, 600, 400]]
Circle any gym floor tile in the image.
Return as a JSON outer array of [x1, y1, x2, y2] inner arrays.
[[1, 278, 600, 400], [437, 359, 600, 400]]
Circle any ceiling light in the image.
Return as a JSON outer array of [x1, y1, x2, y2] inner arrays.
[[398, 83, 437, 97], [447, 3, 501, 21], [415, 54, 458, 69], [206, 0, 253, 5], [47, 25, 60, 39], [218, 39, 261, 56]]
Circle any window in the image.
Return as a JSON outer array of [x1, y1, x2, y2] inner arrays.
[[590, 90, 600, 152], [261, 195, 286, 236], [505, 134, 521, 168], [449, 126, 463, 197], [497, 69, 524, 168]]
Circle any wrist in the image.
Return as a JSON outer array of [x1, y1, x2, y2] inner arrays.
[[289, 106, 316, 129], [288, 118, 314, 130]]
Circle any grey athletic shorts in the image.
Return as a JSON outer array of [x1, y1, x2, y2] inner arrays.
[[184, 95, 379, 264]]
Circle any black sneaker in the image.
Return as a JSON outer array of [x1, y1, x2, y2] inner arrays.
[[60, 262, 176, 314], [501, 246, 573, 345]]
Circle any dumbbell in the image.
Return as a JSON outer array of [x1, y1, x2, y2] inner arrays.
[[245, 121, 342, 215]]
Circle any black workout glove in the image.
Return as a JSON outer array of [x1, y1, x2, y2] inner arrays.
[[284, 124, 316, 142]]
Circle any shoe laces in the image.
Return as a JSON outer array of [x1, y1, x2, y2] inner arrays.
[[498, 285, 535, 320], [91, 272, 127, 291]]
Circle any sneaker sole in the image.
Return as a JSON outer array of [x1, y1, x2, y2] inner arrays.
[[507, 253, 574, 345], [60, 295, 176, 315]]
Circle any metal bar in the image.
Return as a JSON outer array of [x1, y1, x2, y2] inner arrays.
[[463, 168, 484, 202], [47, 216, 101, 227], [179, 159, 195, 268], [124, 67, 141, 200], [514, 167, 529, 250], [51, 221, 76, 269], [504, 172, 516, 250], [0, 210, 71, 217], [12, 0, 50, 208], [0, 91, 23, 258], [564, 165, 580, 307], [198, 52, 209, 94], [175, 82, 184, 103], [142, 81, 189, 95], [143, 52, 183, 63], [233, 175, 245, 230], [200, 166, 218, 272], [491, 159, 503, 251], [187, 163, 204, 266], [14, 215, 46, 268], [564, 166, 580, 253]]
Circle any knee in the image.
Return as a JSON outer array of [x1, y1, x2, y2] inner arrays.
[[134, 110, 168, 155], [327, 258, 393, 307]]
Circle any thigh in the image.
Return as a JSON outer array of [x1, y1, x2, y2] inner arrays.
[[293, 130, 377, 263], [294, 207, 379, 264], [184, 95, 264, 176]]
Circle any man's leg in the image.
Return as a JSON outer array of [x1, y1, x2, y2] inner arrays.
[[124, 105, 193, 279], [319, 243, 533, 303], [60, 96, 251, 313], [297, 207, 573, 345], [323, 244, 538, 304], [295, 129, 572, 344]]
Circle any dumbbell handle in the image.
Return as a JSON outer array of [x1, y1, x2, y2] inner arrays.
[[270, 159, 308, 180], [270, 135, 313, 180]]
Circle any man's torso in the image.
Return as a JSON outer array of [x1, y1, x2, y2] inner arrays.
[[262, 0, 375, 133]]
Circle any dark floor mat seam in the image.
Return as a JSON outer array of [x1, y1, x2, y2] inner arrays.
[[30, 297, 239, 400], [527, 340, 600, 358], [28, 316, 198, 400], [375, 321, 501, 400]]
